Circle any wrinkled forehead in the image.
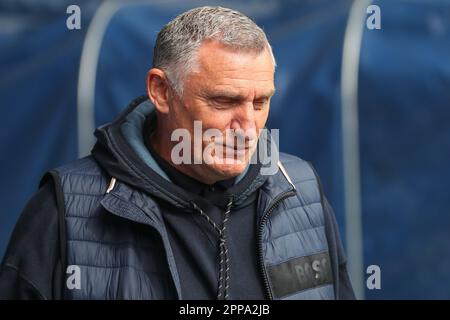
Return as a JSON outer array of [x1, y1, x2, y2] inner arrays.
[[196, 40, 274, 73]]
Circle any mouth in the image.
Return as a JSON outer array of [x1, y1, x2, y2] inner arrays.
[[218, 139, 257, 150], [219, 144, 254, 164], [201, 138, 257, 163], [220, 144, 253, 156], [223, 144, 250, 150]]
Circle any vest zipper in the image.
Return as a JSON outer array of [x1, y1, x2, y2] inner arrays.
[[257, 189, 296, 300]]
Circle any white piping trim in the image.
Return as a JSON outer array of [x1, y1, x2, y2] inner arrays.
[[277, 161, 296, 191], [106, 177, 117, 194]]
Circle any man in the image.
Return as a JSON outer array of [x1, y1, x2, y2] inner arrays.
[[0, 6, 354, 300]]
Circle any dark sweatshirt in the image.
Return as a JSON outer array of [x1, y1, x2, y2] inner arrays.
[[143, 121, 266, 299]]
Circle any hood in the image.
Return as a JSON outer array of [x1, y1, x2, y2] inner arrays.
[[91, 96, 275, 210]]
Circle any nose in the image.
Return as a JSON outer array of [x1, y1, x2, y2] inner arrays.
[[230, 102, 257, 133]]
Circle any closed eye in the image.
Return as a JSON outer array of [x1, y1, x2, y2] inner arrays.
[[210, 96, 242, 108], [254, 98, 269, 110]]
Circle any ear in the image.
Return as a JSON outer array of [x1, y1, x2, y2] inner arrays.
[[146, 68, 171, 114]]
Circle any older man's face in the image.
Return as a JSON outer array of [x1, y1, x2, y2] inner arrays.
[[169, 40, 275, 181]]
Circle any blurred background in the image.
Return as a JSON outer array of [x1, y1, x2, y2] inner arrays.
[[1, 0, 450, 299]]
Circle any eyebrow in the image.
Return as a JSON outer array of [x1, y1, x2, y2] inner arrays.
[[205, 88, 276, 100], [257, 89, 276, 99]]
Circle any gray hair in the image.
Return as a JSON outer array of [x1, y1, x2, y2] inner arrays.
[[152, 6, 276, 96]]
